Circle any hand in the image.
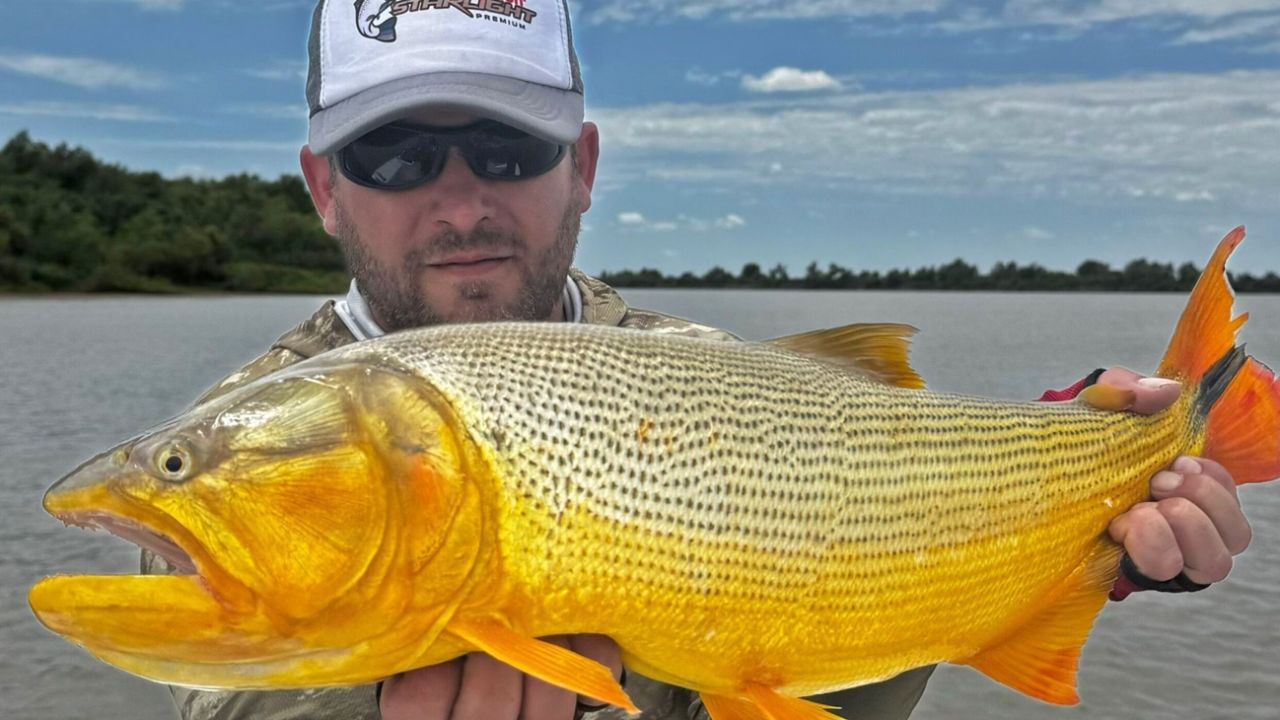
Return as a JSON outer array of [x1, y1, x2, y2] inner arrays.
[[1086, 368, 1253, 586], [379, 634, 623, 720]]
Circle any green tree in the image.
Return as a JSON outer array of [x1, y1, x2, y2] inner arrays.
[[739, 262, 765, 288]]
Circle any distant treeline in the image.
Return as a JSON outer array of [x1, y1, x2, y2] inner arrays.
[[4, 131, 1278, 294], [0, 131, 346, 293], [600, 258, 1280, 292]]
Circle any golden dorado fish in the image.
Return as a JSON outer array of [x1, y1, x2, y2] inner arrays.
[[29, 228, 1280, 719]]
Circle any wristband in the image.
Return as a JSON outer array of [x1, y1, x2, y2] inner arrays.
[[1118, 552, 1210, 594]]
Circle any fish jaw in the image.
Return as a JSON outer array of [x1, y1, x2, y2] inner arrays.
[[28, 570, 464, 689], [29, 574, 285, 667]]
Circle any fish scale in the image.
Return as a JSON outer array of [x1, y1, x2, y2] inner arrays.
[[317, 321, 1185, 695]]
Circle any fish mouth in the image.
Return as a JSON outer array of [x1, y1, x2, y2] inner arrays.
[[60, 510, 199, 575], [29, 496, 294, 681], [28, 449, 268, 674], [33, 473, 255, 612]]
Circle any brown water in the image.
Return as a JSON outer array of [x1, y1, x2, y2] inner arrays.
[[1, 290, 1276, 719]]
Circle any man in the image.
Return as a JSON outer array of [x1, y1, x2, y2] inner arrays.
[[148, 0, 1254, 718]]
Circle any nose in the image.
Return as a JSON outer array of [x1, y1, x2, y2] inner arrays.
[[420, 147, 497, 233]]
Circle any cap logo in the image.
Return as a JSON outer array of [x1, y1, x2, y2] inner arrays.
[[355, 0, 537, 42]]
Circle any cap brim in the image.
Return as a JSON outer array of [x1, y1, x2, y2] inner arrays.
[[308, 72, 583, 155]]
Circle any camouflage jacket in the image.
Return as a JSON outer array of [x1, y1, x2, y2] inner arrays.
[[145, 269, 934, 720]]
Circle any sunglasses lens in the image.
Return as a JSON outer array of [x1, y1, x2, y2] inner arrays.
[[340, 125, 441, 190], [339, 122, 566, 189], [466, 125, 565, 180]]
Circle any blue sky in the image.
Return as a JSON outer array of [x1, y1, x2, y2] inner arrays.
[[3, 0, 1280, 277]]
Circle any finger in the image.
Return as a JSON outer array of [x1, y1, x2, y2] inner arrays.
[[1127, 377, 1181, 415], [1094, 367, 1181, 415], [568, 634, 622, 681], [1157, 458, 1251, 554], [453, 652, 522, 720], [519, 636, 577, 720], [379, 659, 463, 720], [568, 635, 623, 711], [1109, 502, 1183, 581], [1179, 456, 1240, 503], [1155, 496, 1234, 584]]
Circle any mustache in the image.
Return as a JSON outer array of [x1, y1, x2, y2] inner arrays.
[[411, 226, 524, 266]]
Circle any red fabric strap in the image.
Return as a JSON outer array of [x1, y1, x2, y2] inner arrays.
[[1037, 377, 1089, 402], [1109, 575, 1141, 602]]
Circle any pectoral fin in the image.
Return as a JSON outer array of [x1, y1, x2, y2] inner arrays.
[[961, 540, 1123, 704], [446, 619, 638, 714], [701, 686, 843, 720]]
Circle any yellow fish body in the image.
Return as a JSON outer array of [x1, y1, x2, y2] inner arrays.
[[29, 228, 1280, 719]]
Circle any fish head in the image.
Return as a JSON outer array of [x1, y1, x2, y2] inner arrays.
[[30, 358, 491, 688]]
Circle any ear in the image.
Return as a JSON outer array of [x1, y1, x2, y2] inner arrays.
[[299, 145, 340, 236], [571, 122, 599, 213]]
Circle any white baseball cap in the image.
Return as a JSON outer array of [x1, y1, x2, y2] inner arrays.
[[306, 0, 585, 155]]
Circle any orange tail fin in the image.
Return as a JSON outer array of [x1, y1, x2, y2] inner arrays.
[[1157, 226, 1280, 484]]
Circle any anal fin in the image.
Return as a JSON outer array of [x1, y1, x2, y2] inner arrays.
[[701, 693, 766, 720], [961, 540, 1123, 704], [446, 619, 638, 714], [701, 687, 843, 720]]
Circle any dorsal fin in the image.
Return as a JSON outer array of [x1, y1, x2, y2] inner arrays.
[[767, 323, 925, 389]]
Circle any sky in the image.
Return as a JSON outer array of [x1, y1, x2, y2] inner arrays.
[[3, 0, 1280, 277]]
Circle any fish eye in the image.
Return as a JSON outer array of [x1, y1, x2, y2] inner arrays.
[[156, 445, 193, 482]]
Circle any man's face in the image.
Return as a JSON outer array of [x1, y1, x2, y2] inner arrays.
[[305, 111, 596, 332]]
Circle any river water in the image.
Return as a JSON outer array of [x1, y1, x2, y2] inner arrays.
[[1, 290, 1276, 719]]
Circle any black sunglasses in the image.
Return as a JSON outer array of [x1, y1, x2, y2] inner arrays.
[[337, 120, 568, 191]]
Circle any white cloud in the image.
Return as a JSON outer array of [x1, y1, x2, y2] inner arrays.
[[1023, 226, 1054, 240], [588, 0, 1280, 26], [0, 101, 173, 123], [243, 61, 308, 82], [88, 0, 187, 8], [1175, 190, 1217, 203], [174, 164, 216, 179], [587, 0, 944, 24], [1001, 0, 1280, 28], [686, 68, 741, 86], [590, 70, 1280, 211], [935, 1, 1280, 47], [587, 0, 1280, 53], [1175, 14, 1280, 44], [742, 67, 842, 93], [222, 103, 306, 120], [0, 54, 165, 91], [101, 138, 300, 152], [716, 214, 747, 229], [616, 211, 747, 232]]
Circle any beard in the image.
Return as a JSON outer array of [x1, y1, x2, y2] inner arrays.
[[333, 198, 580, 332]]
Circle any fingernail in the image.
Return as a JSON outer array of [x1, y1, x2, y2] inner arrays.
[[1137, 377, 1180, 390], [1152, 470, 1184, 493], [1172, 456, 1202, 475]]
